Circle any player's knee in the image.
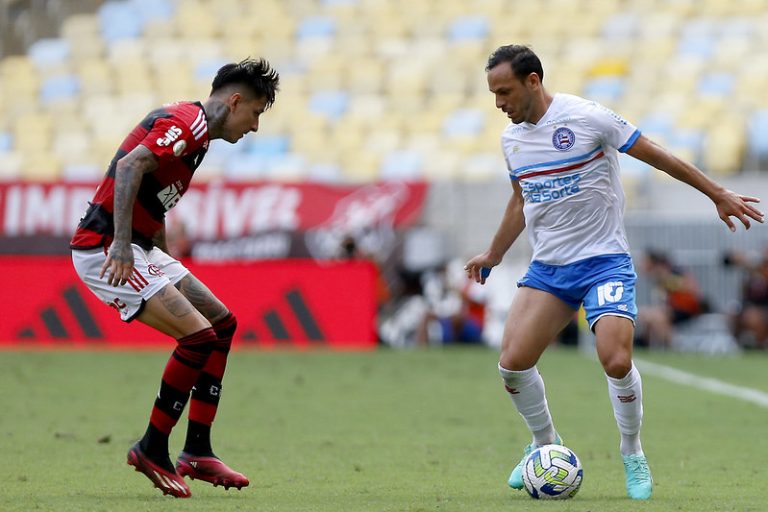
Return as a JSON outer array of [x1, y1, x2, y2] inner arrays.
[[602, 355, 632, 379], [213, 312, 237, 352], [176, 327, 218, 367], [499, 348, 537, 372]]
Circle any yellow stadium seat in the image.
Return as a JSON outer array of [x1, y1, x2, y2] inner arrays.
[[0, 151, 23, 180], [701, 120, 746, 176], [20, 152, 62, 181], [13, 112, 53, 153]]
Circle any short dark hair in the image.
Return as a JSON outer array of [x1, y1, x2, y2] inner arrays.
[[211, 58, 280, 108], [486, 45, 544, 83]]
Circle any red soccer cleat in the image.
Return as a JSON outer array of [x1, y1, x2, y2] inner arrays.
[[127, 443, 191, 498], [176, 452, 250, 490]]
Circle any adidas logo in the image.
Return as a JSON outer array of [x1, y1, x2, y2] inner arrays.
[[16, 285, 102, 340], [241, 288, 326, 343]]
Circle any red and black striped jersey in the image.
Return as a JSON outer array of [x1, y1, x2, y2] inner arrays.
[[70, 101, 209, 250]]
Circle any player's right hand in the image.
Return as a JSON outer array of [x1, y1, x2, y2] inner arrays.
[[100, 241, 135, 287], [464, 252, 500, 285]]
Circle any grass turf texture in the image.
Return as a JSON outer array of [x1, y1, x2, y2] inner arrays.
[[1, 346, 767, 511]]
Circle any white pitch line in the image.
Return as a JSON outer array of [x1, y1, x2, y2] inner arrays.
[[635, 358, 768, 409]]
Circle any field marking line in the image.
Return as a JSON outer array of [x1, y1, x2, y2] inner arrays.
[[634, 358, 768, 409]]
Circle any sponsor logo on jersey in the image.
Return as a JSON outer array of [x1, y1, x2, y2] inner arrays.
[[157, 125, 183, 147], [521, 174, 581, 203], [617, 394, 636, 403], [157, 183, 182, 211], [552, 126, 576, 151], [172, 139, 187, 156]]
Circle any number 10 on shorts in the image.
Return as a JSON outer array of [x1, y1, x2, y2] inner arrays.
[[596, 281, 624, 306]]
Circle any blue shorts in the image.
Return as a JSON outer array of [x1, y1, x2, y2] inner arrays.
[[517, 254, 637, 330]]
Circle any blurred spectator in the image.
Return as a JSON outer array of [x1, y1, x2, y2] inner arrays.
[[635, 249, 709, 348], [416, 261, 487, 345], [723, 249, 768, 349]]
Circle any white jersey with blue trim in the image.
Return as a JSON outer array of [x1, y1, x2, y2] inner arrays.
[[502, 93, 641, 265]]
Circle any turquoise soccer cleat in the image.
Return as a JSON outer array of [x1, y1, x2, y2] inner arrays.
[[623, 453, 653, 500], [507, 434, 562, 490]]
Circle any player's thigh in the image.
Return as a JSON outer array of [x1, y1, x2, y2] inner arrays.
[[500, 287, 576, 370], [174, 273, 229, 324], [138, 283, 211, 339], [593, 315, 635, 378]]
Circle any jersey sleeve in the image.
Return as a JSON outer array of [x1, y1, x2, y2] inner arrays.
[[585, 101, 641, 153], [140, 115, 198, 162]]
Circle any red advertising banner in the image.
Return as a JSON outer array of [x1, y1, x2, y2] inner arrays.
[[0, 180, 426, 242], [0, 256, 377, 349]]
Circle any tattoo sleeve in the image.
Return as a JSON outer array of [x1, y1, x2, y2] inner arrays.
[[113, 146, 159, 244]]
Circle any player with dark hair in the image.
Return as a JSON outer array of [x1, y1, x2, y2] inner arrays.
[[71, 58, 279, 498], [464, 44, 763, 500]]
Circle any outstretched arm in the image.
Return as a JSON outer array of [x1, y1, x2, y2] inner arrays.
[[626, 134, 764, 231], [465, 180, 526, 284], [100, 145, 159, 286]]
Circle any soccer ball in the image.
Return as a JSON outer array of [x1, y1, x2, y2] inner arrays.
[[522, 444, 583, 499]]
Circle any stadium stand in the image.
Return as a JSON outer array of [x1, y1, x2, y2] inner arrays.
[[0, 0, 767, 186]]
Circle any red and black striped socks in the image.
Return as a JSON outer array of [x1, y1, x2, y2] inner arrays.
[[183, 314, 237, 456], [140, 327, 217, 464]]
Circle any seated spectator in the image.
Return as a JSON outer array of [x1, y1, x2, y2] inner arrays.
[[416, 260, 487, 345], [723, 249, 768, 349], [635, 249, 709, 348]]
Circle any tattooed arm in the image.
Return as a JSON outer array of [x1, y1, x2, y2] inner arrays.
[[100, 145, 159, 286]]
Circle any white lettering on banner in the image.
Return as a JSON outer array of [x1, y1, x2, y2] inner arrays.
[[597, 281, 624, 306], [3, 184, 95, 236], [305, 183, 409, 259], [167, 184, 301, 239]]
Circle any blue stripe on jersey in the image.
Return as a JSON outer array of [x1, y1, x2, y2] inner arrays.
[[511, 145, 603, 176], [618, 129, 641, 153]]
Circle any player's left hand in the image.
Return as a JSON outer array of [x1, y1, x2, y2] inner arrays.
[[714, 190, 764, 232]]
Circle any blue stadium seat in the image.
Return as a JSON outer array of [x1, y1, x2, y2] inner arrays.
[[247, 135, 291, 157], [697, 72, 734, 97], [583, 76, 625, 103], [40, 74, 81, 104], [131, 0, 175, 24], [309, 91, 349, 121], [28, 39, 70, 68], [380, 150, 423, 180], [297, 16, 336, 39], [442, 109, 485, 137], [194, 58, 229, 82], [0, 132, 12, 152], [677, 35, 714, 59], [99, 1, 144, 44], [448, 16, 489, 41]]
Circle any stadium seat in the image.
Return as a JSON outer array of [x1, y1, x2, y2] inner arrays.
[[98, 1, 145, 44], [40, 74, 80, 104]]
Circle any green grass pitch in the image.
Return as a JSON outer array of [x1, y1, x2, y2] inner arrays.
[[1, 346, 767, 511]]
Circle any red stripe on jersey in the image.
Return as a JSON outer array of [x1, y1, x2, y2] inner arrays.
[[518, 151, 604, 180], [70, 101, 209, 250]]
